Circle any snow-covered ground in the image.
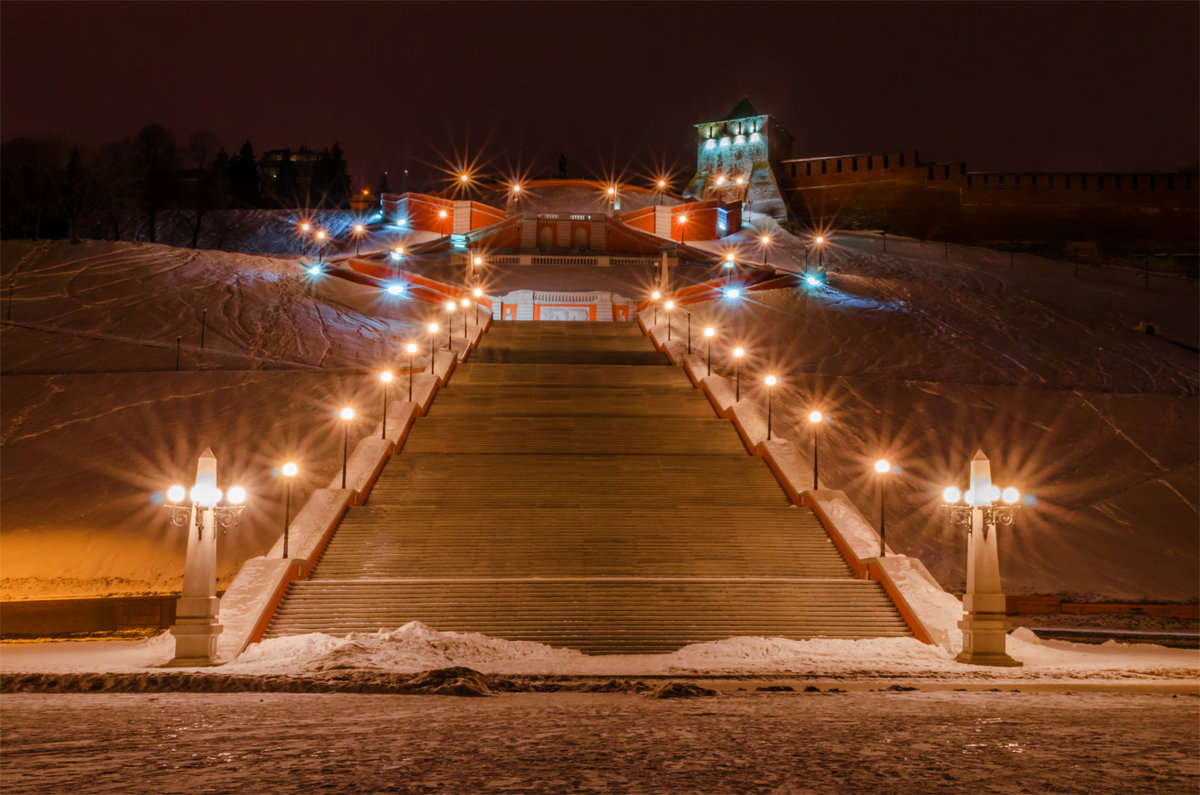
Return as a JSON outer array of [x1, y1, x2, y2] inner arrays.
[[3, 689, 1197, 794], [2, 621, 1196, 683], [1, 240, 446, 598], [656, 220, 1198, 601]]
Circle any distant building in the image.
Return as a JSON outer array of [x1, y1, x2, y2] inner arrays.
[[691, 98, 1198, 245], [258, 147, 322, 201]]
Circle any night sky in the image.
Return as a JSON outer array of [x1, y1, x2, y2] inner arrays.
[[3, 1, 1197, 191]]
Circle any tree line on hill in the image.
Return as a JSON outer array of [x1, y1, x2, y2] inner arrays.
[[1, 124, 352, 245]]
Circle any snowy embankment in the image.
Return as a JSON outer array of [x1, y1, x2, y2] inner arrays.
[[1, 240, 443, 599], [651, 222, 1198, 602], [2, 621, 1196, 684]]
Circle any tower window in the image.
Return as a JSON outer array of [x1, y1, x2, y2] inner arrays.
[[943, 165, 950, 180], [837, 159, 842, 173], [899, 153, 905, 167], [821, 161, 827, 175], [806, 162, 812, 176], [867, 156, 874, 170], [852, 157, 858, 171]]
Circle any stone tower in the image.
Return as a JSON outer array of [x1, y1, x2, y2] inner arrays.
[[687, 97, 793, 222]]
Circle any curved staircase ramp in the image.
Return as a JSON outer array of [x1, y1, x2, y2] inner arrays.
[[265, 321, 910, 653]]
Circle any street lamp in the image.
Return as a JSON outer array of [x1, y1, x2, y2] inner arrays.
[[874, 459, 891, 557], [438, 209, 448, 237], [315, 230, 327, 264], [765, 375, 777, 440], [280, 461, 298, 558], [808, 411, 823, 489], [339, 407, 355, 489], [677, 213, 688, 245], [942, 450, 1023, 666], [379, 371, 393, 439], [815, 235, 826, 269], [664, 299, 675, 341], [444, 300, 455, 347], [405, 342, 417, 401], [353, 223, 366, 256], [473, 287, 483, 326], [657, 178, 667, 205], [164, 447, 246, 665], [651, 290, 661, 324], [760, 234, 771, 266], [427, 322, 438, 370], [733, 346, 744, 401], [704, 327, 715, 375], [460, 297, 470, 336]]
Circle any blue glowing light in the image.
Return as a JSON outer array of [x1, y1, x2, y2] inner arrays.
[[750, 132, 761, 143], [386, 284, 404, 295], [718, 221, 727, 231], [719, 137, 731, 148], [308, 266, 321, 276], [734, 134, 746, 145], [725, 288, 740, 299], [806, 275, 820, 286], [390, 251, 401, 261], [723, 261, 734, 269], [705, 139, 716, 151]]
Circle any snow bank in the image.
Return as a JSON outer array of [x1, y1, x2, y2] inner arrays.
[[4, 622, 1195, 681]]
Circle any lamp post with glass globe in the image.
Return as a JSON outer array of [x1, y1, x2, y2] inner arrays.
[[379, 371, 393, 439], [650, 290, 661, 325], [874, 459, 891, 557], [760, 234, 771, 266], [280, 461, 298, 558], [942, 450, 1023, 666], [764, 375, 778, 439], [405, 342, 418, 401], [704, 327, 715, 375], [339, 407, 355, 489], [444, 300, 456, 347], [664, 300, 675, 341], [164, 447, 246, 665], [809, 411, 823, 488], [473, 288, 483, 326], [352, 223, 366, 256], [460, 297, 470, 337], [733, 347, 745, 401], [428, 322, 438, 369]]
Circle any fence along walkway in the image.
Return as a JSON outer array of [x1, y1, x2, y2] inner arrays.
[[265, 321, 909, 653]]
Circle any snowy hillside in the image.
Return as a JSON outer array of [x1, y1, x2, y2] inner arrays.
[[1, 240, 440, 599], [667, 229, 1198, 600]]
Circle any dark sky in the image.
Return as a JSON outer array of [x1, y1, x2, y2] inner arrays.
[[3, 1, 1197, 191]]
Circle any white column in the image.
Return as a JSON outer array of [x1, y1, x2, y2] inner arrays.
[[957, 450, 1021, 666], [168, 447, 224, 666]]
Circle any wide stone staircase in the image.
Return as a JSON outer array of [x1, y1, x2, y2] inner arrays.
[[264, 321, 911, 653]]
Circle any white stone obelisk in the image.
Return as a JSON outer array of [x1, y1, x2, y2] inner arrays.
[[957, 450, 1021, 666], [168, 447, 224, 666]]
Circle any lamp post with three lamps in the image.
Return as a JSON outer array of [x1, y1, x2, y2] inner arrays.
[[164, 447, 246, 666], [942, 450, 1023, 666]]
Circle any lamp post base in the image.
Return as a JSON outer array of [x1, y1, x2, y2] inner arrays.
[[956, 614, 1022, 667], [167, 617, 224, 666]]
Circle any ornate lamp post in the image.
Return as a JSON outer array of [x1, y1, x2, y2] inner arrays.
[[874, 459, 891, 557], [164, 448, 246, 666], [808, 411, 823, 489], [704, 327, 715, 375], [764, 375, 778, 439], [405, 342, 417, 401], [733, 346, 744, 401], [379, 371, 393, 439], [943, 450, 1023, 666], [339, 407, 355, 489], [281, 461, 297, 558]]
